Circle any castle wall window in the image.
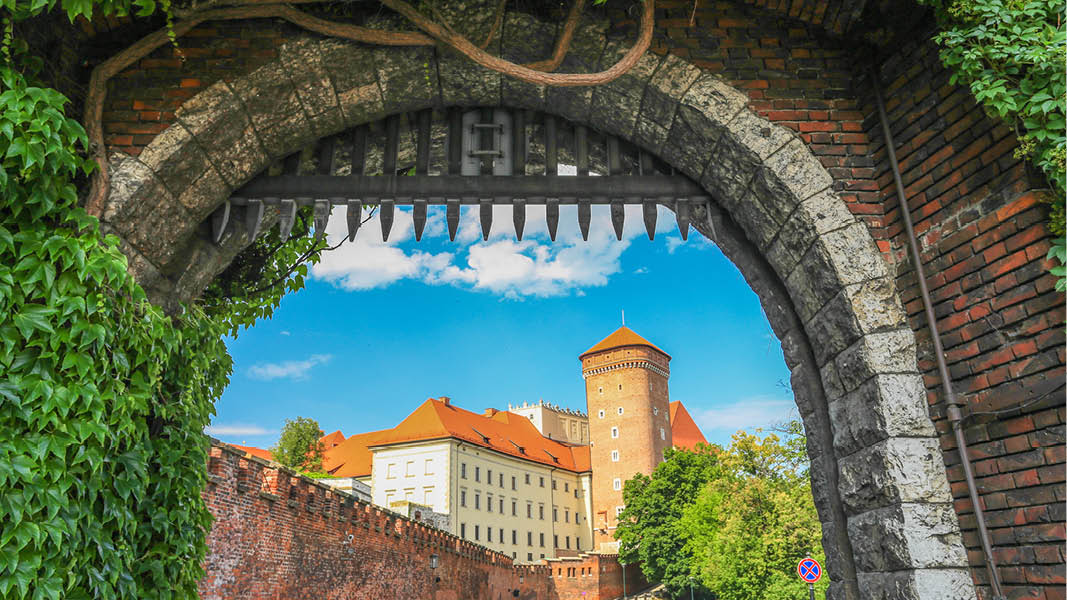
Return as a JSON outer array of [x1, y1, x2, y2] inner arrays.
[[554, 535, 558, 548], [577, 538, 581, 550], [539, 504, 545, 520], [527, 503, 532, 518], [499, 497, 504, 513], [565, 511, 570, 523], [405, 460, 415, 477], [653, 406, 658, 416], [475, 466, 480, 482], [487, 469, 492, 483], [553, 507, 558, 522], [660, 427, 665, 440], [499, 473, 504, 487], [598, 409, 604, 418], [525, 474, 530, 485], [500, 528, 505, 543], [564, 483, 569, 492], [512, 530, 517, 545], [613, 478, 622, 491], [424, 459, 433, 475], [539, 533, 545, 547], [486, 494, 493, 513], [566, 536, 571, 549], [611, 450, 619, 462], [528, 553, 533, 561], [512, 500, 517, 516], [475, 525, 480, 541], [487, 526, 492, 540], [475, 493, 480, 510], [387, 463, 397, 479], [617, 407, 624, 415], [611, 427, 619, 439], [539, 476, 545, 487], [512, 476, 517, 490]]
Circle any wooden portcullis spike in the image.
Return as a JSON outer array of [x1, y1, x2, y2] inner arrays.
[[610, 200, 625, 241], [480, 198, 493, 240], [346, 200, 362, 242], [380, 198, 394, 242], [413, 198, 427, 241], [446, 198, 460, 241], [675, 198, 690, 240], [212, 200, 231, 243], [642, 200, 657, 240], [545, 197, 559, 242], [512, 197, 526, 241], [278, 199, 297, 239], [245, 199, 264, 241], [313, 199, 331, 242]]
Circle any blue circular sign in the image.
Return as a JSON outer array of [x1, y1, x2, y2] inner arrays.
[[797, 558, 822, 583]]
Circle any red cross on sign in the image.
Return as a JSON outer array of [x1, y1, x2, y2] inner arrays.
[[797, 558, 822, 583]]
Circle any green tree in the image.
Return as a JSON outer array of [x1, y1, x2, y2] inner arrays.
[[681, 428, 827, 600], [616, 444, 722, 598], [270, 417, 326, 473]]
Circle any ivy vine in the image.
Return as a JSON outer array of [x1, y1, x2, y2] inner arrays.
[[919, 0, 1066, 291]]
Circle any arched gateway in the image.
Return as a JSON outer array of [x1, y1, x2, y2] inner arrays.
[[100, 12, 976, 600]]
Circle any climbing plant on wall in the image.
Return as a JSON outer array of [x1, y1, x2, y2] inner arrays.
[[919, 0, 1066, 290]]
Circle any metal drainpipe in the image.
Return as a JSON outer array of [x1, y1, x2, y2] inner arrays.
[[870, 68, 1005, 600]]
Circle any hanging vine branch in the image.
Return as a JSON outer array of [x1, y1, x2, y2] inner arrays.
[[83, 0, 654, 217]]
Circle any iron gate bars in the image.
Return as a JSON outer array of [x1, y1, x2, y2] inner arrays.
[[212, 108, 711, 245]]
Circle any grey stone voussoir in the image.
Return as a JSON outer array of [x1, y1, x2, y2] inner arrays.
[[834, 328, 919, 393], [828, 374, 937, 457], [588, 41, 663, 139], [319, 40, 387, 129], [544, 19, 607, 124], [373, 45, 441, 116], [848, 503, 968, 572], [663, 75, 747, 179], [499, 13, 556, 111], [135, 122, 213, 206], [280, 39, 345, 139], [230, 58, 313, 161], [174, 81, 269, 188], [855, 569, 975, 600], [838, 437, 954, 516], [766, 189, 855, 281]]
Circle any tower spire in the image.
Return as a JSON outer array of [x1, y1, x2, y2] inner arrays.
[[621, 309, 625, 326]]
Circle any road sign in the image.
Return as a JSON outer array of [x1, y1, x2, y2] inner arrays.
[[797, 557, 822, 583]]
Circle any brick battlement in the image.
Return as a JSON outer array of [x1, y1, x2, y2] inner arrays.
[[203, 440, 637, 599]]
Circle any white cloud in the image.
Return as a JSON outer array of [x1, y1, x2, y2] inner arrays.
[[247, 354, 333, 381], [693, 396, 797, 433], [205, 424, 274, 436], [280, 330, 291, 336], [311, 200, 712, 299]]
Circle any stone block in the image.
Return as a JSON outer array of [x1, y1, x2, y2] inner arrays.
[[855, 569, 974, 600], [632, 117, 669, 156], [786, 242, 840, 323], [804, 290, 865, 366], [230, 59, 310, 160], [828, 374, 936, 457], [750, 137, 832, 210], [545, 19, 607, 124], [820, 360, 847, 402], [837, 437, 954, 515], [589, 42, 662, 138], [175, 81, 269, 188], [834, 329, 918, 393], [765, 189, 855, 281], [177, 165, 230, 222], [642, 54, 702, 129], [848, 503, 968, 572], [104, 155, 195, 268], [319, 40, 387, 128], [373, 46, 440, 115], [500, 13, 556, 111], [135, 123, 211, 198], [842, 277, 908, 335], [281, 39, 343, 136]]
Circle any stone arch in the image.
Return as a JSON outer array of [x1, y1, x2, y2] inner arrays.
[[100, 11, 974, 600]]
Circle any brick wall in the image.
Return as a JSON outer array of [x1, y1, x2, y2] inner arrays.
[[203, 441, 643, 600]]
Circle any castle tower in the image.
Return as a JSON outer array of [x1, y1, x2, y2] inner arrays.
[[580, 326, 672, 550]]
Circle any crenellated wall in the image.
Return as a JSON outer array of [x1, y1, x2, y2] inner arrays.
[[201, 441, 642, 600]]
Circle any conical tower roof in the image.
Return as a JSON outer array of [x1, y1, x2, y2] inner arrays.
[[579, 326, 670, 360]]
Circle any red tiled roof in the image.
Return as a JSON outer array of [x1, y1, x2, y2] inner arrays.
[[324, 398, 593, 476], [232, 444, 274, 461], [669, 401, 707, 450], [579, 326, 671, 360], [320, 430, 345, 449]]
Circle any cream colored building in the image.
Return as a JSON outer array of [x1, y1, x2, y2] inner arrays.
[[507, 400, 590, 445], [324, 397, 594, 563]]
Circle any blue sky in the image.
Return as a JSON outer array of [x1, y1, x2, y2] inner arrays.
[[208, 201, 797, 450]]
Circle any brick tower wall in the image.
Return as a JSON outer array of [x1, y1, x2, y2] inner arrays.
[[582, 345, 672, 547]]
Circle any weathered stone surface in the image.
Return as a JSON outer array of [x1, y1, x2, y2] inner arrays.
[[835, 328, 918, 393], [499, 13, 555, 111], [766, 189, 855, 280], [855, 569, 974, 600], [544, 19, 607, 124], [318, 40, 387, 128], [842, 277, 907, 335], [104, 155, 194, 267], [751, 137, 832, 207], [848, 503, 968, 572], [373, 46, 440, 115], [436, 0, 500, 107], [829, 374, 936, 457], [820, 519, 850, 581], [100, 222, 165, 294], [230, 59, 311, 160], [632, 117, 669, 156], [786, 242, 841, 323], [703, 108, 794, 222], [804, 290, 865, 366], [838, 438, 954, 515], [177, 164, 230, 222], [642, 54, 702, 129], [280, 39, 344, 139], [174, 81, 269, 188], [135, 123, 211, 199], [589, 41, 662, 138], [786, 221, 886, 325], [820, 359, 847, 402]]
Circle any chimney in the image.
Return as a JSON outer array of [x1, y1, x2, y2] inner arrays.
[[439, 396, 451, 406]]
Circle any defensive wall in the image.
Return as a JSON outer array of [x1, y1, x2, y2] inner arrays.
[[54, 0, 1066, 597], [202, 440, 644, 599]]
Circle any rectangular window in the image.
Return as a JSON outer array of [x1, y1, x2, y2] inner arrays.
[[475, 466, 480, 482], [566, 536, 570, 549], [423, 487, 433, 504], [525, 474, 530, 485], [660, 427, 665, 441], [611, 426, 619, 439], [387, 463, 397, 479], [564, 483, 569, 492], [554, 535, 558, 548], [539, 533, 545, 547], [405, 460, 415, 477], [461, 523, 466, 538], [577, 538, 581, 551], [512, 530, 517, 545], [527, 532, 532, 546], [487, 494, 493, 513], [613, 478, 622, 491], [487, 526, 492, 541], [574, 489, 579, 499], [598, 409, 604, 418], [552, 480, 557, 490], [499, 473, 504, 487], [512, 500, 517, 516], [461, 463, 467, 479], [539, 505, 544, 520], [611, 450, 619, 462], [499, 498, 504, 513], [511, 476, 516, 490], [528, 553, 533, 561], [527, 503, 532, 518], [539, 477, 545, 487], [424, 459, 433, 475], [475, 494, 480, 510], [617, 407, 624, 415], [553, 507, 558, 522], [487, 469, 492, 483], [499, 528, 505, 543], [475, 525, 480, 541], [461, 490, 467, 507], [565, 511, 570, 523]]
